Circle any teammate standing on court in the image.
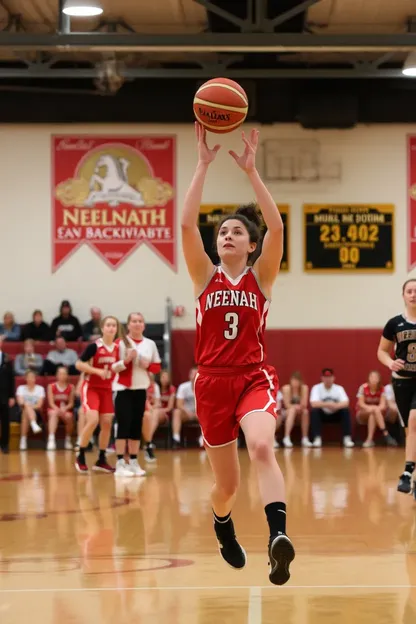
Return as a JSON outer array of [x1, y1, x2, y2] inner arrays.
[[75, 316, 125, 474], [181, 122, 294, 586], [112, 312, 161, 474], [378, 279, 416, 496]]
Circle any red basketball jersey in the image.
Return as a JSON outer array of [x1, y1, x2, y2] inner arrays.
[[160, 384, 176, 409], [195, 266, 270, 368], [81, 339, 119, 390], [358, 383, 384, 405], [50, 382, 73, 409]]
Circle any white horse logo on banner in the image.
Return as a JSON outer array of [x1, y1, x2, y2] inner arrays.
[[85, 154, 144, 207]]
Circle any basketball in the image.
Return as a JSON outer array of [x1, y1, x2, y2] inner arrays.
[[193, 78, 248, 134]]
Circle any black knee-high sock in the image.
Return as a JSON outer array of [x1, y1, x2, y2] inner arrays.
[[213, 510, 231, 524], [78, 447, 87, 463], [99, 449, 106, 463], [265, 502, 287, 537]]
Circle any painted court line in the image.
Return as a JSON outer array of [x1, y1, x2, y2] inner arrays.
[[248, 587, 262, 624], [0, 585, 415, 593]]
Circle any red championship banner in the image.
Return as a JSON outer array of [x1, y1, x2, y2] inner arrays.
[[52, 135, 176, 271], [408, 135, 416, 270]]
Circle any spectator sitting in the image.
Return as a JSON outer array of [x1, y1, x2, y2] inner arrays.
[[0, 311, 21, 341], [51, 300, 82, 342], [43, 337, 78, 375], [310, 368, 354, 448], [172, 366, 201, 449], [14, 339, 44, 376], [22, 309, 51, 342], [281, 371, 312, 448], [46, 366, 75, 451], [384, 382, 403, 444], [159, 370, 176, 416], [356, 370, 398, 448], [16, 370, 44, 450], [82, 306, 102, 341]]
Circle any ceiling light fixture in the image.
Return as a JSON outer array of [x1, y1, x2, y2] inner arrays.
[[62, 0, 103, 17], [402, 51, 416, 76]]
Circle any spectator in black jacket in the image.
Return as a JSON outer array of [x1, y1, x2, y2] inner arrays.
[[0, 336, 15, 453], [51, 300, 82, 342], [22, 310, 51, 342]]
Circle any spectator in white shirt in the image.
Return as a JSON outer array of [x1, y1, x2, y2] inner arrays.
[[310, 368, 354, 448], [172, 366, 200, 448], [16, 370, 44, 450], [384, 383, 400, 423]]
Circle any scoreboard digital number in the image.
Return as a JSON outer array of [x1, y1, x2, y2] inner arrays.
[[304, 204, 394, 272], [199, 204, 289, 271]]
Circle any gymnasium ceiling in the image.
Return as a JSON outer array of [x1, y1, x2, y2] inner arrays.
[[1, 0, 416, 78], [2, 0, 416, 124]]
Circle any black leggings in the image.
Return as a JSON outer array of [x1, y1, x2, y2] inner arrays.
[[115, 389, 147, 440]]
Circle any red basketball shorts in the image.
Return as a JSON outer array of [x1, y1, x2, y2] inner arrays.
[[81, 382, 114, 415], [194, 364, 278, 447]]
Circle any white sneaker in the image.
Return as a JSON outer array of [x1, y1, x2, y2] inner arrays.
[[129, 458, 146, 477], [343, 436, 355, 448], [312, 436, 322, 448], [19, 437, 27, 451], [198, 435, 204, 448], [47, 436, 56, 451], [64, 437, 73, 450], [301, 437, 313, 448], [114, 459, 135, 477], [282, 436, 293, 448], [31, 421, 42, 434]]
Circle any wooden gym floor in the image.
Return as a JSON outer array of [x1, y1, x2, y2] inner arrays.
[[0, 447, 415, 623]]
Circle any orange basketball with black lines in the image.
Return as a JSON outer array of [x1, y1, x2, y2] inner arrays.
[[193, 78, 248, 134]]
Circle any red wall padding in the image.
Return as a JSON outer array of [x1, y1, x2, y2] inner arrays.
[[171, 329, 385, 402]]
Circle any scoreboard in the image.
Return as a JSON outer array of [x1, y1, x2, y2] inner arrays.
[[304, 204, 394, 272]]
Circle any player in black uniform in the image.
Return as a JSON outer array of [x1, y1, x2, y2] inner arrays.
[[377, 278, 416, 496]]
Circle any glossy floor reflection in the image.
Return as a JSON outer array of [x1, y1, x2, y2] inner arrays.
[[0, 447, 415, 623]]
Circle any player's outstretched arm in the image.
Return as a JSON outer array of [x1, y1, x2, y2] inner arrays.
[[181, 122, 217, 293], [229, 129, 283, 291]]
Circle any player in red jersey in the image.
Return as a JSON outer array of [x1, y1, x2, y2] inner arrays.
[[46, 366, 75, 450], [181, 122, 294, 586], [356, 370, 398, 448], [74, 316, 128, 474]]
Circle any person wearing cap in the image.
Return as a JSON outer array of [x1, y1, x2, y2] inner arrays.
[[309, 368, 354, 448], [50, 301, 82, 342]]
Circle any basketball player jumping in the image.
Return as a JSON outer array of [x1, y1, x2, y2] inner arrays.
[[181, 122, 294, 585], [378, 279, 416, 498]]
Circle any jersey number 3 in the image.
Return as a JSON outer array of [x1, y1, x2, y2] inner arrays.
[[224, 312, 239, 340]]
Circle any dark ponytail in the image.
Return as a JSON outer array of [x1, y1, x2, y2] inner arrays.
[[216, 202, 264, 265]]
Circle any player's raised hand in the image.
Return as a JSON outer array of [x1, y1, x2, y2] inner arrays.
[[389, 358, 405, 372], [195, 122, 221, 165], [229, 128, 259, 173]]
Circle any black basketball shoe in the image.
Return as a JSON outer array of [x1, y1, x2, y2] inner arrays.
[[268, 533, 295, 586], [214, 517, 247, 570], [398, 472, 412, 494]]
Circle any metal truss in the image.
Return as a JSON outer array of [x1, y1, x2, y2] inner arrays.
[[195, 0, 320, 33], [0, 32, 415, 53], [0, 64, 406, 79]]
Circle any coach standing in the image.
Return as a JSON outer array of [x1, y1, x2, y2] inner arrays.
[[0, 336, 16, 453]]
